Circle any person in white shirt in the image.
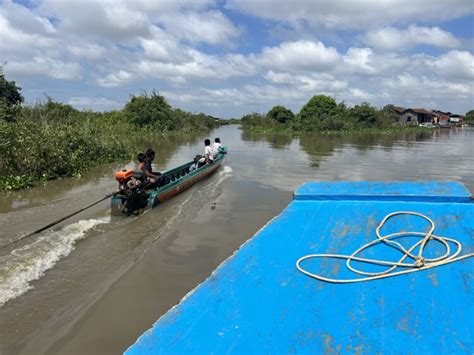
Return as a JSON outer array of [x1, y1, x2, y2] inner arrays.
[[211, 137, 222, 159], [198, 139, 213, 167]]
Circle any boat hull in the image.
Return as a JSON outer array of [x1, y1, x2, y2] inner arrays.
[[153, 159, 222, 204], [111, 154, 225, 216]]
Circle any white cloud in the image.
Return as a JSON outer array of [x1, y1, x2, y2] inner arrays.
[[0, 1, 84, 81], [97, 70, 132, 87], [385, 73, 472, 103], [2, 1, 245, 85], [2, 0, 55, 35], [257, 42, 409, 78], [135, 58, 218, 82], [6, 57, 81, 80], [40, 0, 150, 41], [0, 3, 55, 55], [264, 71, 295, 84], [362, 25, 462, 51], [126, 0, 216, 14], [264, 71, 348, 92], [98, 39, 342, 87], [40, 0, 240, 46], [158, 10, 243, 46], [122, 50, 255, 84], [225, 0, 474, 29], [255, 40, 341, 71], [342, 48, 377, 75], [68, 44, 107, 61], [68, 96, 122, 110], [341, 50, 413, 78], [140, 27, 191, 63], [98, 24, 256, 86], [428, 50, 474, 81], [349, 88, 373, 101], [163, 85, 307, 110]]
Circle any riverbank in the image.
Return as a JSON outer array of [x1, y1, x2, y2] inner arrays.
[[240, 125, 434, 135], [0, 93, 222, 192], [239, 95, 469, 135]]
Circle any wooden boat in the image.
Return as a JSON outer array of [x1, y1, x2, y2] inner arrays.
[[111, 150, 227, 216]]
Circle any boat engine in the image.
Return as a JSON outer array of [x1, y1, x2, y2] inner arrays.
[[114, 169, 149, 214]]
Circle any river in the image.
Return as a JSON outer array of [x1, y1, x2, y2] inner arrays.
[[0, 125, 472, 354]]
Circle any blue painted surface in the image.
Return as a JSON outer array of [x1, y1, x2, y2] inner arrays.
[[295, 181, 472, 202], [126, 182, 474, 354]]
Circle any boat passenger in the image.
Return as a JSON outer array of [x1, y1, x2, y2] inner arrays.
[[189, 155, 202, 172], [211, 138, 222, 159], [137, 152, 160, 188], [145, 148, 164, 187], [198, 139, 213, 167]]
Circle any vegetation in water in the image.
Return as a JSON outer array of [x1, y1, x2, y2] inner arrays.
[[0, 69, 221, 191], [465, 110, 474, 125], [221, 118, 241, 125], [241, 95, 461, 133]]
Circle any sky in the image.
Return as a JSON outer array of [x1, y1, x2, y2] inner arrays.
[[1, 0, 473, 118]]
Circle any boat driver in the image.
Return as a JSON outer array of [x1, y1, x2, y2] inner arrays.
[[137, 152, 160, 188], [145, 149, 164, 187]]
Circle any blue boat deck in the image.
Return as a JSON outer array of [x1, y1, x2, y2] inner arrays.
[[126, 182, 473, 354]]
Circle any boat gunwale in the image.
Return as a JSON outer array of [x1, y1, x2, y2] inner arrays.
[[149, 154, 225, 198]]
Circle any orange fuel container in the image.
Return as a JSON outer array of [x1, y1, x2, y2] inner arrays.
[[115, 169, 133, 183]]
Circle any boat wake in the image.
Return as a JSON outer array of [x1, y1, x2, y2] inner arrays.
[[222, 165, 233, 175], [205, 165, 233, 197], [212, 165, 233, 189], [0, 166, 233, 308], [150, 164, 234, 243], [0, 216, 110, 307]]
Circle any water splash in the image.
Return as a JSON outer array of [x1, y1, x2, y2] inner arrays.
[[222, 165, 233, 174], [0, 216, 110, 307]]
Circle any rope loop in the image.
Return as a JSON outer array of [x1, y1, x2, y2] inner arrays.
[[296, 211, 473, 283]]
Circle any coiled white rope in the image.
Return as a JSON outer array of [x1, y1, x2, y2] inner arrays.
[[296, 211, 474, 283]]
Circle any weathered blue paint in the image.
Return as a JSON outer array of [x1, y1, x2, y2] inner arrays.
[[295, 181, 472, 203], [126, 182, 474, 354]]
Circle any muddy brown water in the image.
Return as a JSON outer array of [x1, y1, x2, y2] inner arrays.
[[0, 125, 473, 354]]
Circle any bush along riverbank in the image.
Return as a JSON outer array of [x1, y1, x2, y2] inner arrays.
[[0, 72, 221, 191], [241, 95, 437, 134]]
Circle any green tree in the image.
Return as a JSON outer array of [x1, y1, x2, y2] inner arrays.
[[35, 96, 78, 123], [266, 105, 295, 124], [241, 113, 270, 127], [0, 67, 23, 106], [124, 91, 174, 130], [376, 104, 399, 127], [0, 67, 24, 122], [465, 110, 474, 125], [299, 95, 338, 129], [349, 102, 378, 128]]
